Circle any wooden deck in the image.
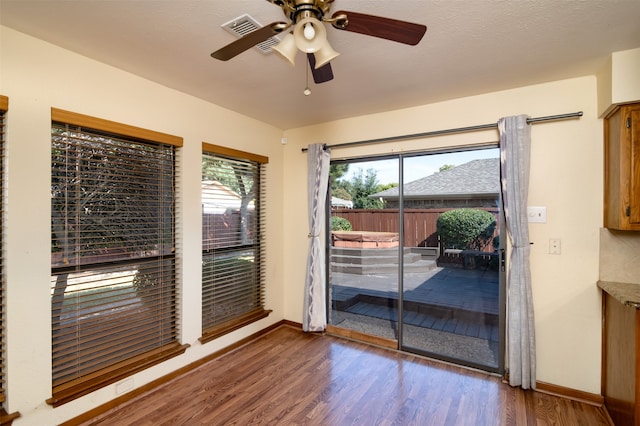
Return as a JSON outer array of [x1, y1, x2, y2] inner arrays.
[[342, 300, 500, 342], [331, 266, 499, 329], [330, 266, 501, 369]]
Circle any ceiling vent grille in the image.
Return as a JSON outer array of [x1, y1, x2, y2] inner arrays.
[[221, 14, 280, 54]]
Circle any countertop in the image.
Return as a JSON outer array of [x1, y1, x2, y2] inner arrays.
[[598, 280, 640, 309]]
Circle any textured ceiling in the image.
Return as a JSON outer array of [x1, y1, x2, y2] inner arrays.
[[1, 0, 640, 129]]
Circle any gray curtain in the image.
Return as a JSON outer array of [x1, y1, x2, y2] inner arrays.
[[498, 115, 536, 389], [303, 144, 331, 332]]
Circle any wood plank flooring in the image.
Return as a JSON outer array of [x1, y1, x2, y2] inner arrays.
[[81, 325, 610, 425]]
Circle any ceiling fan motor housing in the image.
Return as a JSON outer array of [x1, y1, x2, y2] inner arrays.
[[268, 0, 334, 23]]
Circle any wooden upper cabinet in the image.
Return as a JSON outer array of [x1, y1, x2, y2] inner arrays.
[[604, 102, 640, 231]]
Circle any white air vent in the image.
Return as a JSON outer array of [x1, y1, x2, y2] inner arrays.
[[221, 14, 281, 54]]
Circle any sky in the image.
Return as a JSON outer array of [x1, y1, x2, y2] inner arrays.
[[340, 147, 500, 185]]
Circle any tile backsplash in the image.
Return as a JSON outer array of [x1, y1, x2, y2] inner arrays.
[[600, 228, 640, 284]]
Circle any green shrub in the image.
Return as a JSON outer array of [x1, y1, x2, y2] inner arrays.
[[437, 208, 496, 251], [331, 216, 352, 231]]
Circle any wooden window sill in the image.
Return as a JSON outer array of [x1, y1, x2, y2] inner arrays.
[[200, 309, 272, 344], [47, 342, 189, 407]]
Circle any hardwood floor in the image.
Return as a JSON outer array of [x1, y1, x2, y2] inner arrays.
[[80, 325, 610, 425]]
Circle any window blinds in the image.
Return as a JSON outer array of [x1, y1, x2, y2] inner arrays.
[[201, 146, 268, 340], [49, 115, 185, 406], [0, 96, 7, 405]]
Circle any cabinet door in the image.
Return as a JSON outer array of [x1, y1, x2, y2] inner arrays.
[[605, 103, 640, 231], [631, 108, 640, 225]]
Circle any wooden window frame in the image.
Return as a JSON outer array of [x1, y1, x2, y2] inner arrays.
[[200, 143, 270, 344], [48, 109, 188, 407], [0, 96, 6, 406], [0, 96, 21, 424]]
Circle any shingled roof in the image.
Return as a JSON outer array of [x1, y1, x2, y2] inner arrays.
[[373, 158, 499, 200]]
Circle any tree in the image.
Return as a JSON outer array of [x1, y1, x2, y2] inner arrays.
[[329, 164, 349, 191], [332, 187, 352, 201], [376, 182, 398, 192], [439, 164, 455, 172], [348, 168, 384, 209], [52, 129, 174, 264], [51, 126, 175, 321]]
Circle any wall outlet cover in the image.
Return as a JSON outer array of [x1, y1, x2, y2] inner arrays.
[[527, 206, 547, 223]]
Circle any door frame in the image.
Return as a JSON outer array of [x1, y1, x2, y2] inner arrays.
[[326, 146, 506, 374]]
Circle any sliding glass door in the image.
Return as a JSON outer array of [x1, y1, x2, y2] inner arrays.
[[399, 149, 504, 372], [328, 158, 400, 344], [328, 147, 505, 373]]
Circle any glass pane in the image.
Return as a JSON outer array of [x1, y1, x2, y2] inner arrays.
[[50, 122, 178, 388], [328, 158, 400, 341], [51, 124, 175, 267], [400, 148, 502, 370], [202, 250, 258, 328], [201, 152, 262, 333], [51, 259, 176, 385]]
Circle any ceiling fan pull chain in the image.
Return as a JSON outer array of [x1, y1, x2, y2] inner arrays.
[[304, 61, 311, 96]]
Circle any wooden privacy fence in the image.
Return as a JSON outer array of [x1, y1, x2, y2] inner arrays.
[[331, 208, 500, 249], [202, 211, 255, 250]]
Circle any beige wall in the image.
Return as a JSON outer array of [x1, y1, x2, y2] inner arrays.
[[282, 76, 604, 394], [0, 22, 623, 425], [597, 47, 640, 117], [1, 26, 286, 425]]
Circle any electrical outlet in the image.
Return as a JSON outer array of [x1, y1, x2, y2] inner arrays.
[[549, 238, 561, 255], [115, 377, 134, 395]]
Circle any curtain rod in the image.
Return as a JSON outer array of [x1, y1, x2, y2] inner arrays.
[[300, 111, 583, 152]]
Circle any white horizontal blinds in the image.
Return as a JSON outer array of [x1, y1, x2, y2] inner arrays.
[[201, 148, 267, 333], [50, 118, 178, 397], [0, 96, 7, 405]]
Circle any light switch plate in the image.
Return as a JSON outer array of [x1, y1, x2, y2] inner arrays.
[[527, 206, 547, 223]]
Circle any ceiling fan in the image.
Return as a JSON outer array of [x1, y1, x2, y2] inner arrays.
[[211, 0, 427, 84]]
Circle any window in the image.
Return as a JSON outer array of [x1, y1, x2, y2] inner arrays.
[[49, 109, 187, 406], [200, 143, 269, 343], [0, 96, 7, 410]]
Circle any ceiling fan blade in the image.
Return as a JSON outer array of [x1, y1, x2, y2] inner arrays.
[[331, 11, 427, 45], [211, 22, 289, 61], [307, 53, 334, 84]]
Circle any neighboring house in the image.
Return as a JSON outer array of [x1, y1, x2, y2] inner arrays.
[[202, 180, 255, 249], [202, 180, 254, 214], [371, 158, 500, 209], [331, 196, 353, 209]]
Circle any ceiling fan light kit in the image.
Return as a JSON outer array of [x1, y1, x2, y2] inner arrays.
[[272, 32, 298, 66], [312, 42, 339, 69], [293, 16, 327, 53], [289, 16, 340, 69], [211, 0, 427, 84]]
